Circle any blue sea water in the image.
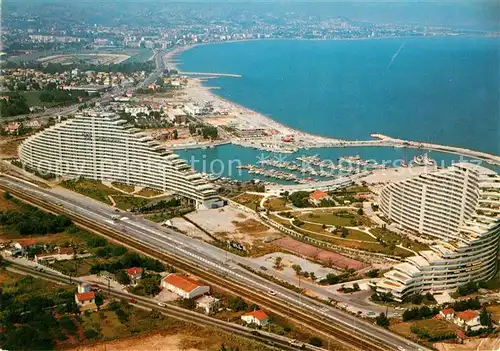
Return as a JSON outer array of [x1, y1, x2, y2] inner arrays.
[[177, 38, 500, 180]]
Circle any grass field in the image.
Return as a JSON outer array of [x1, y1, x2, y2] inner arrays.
[[264, 197, 289, 211], [390, 319, 458, 342], [232, 193, 264, 211], [370, 227, 429, 253], [111, 182, 135, 193], [61, 179, 122, 205], [112, 195, 151, 211], [135, 187, 163, 197]]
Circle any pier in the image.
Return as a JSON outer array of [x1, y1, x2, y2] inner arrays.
[[178, 71, 242, 78]]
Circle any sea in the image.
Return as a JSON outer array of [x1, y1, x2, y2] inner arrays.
[[177, 37, 500, 181]]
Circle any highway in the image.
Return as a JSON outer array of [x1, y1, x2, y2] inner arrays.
[[0, 175, 429, 351], [6, 261, 312, 351], [138, 49, 167, 88]]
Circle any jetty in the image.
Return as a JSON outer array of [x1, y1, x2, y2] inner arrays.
[[178, 71, 242, 78]]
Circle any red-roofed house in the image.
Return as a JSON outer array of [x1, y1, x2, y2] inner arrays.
[[440, 308, 455, 320], [125, 267, 143, 284], [75, 291, 97, 312], [454, 310, 481, 331], [309, 190, 331, 205], [241, 310, 270, 326], [75, 291, 95, 306], [161, 273, 210, 299], [456, 329, 468, 343]]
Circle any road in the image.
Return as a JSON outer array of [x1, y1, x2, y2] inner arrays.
[[137, 49, 166, 88], [5, 261, 311, 351], [0, 175, 429, 351]]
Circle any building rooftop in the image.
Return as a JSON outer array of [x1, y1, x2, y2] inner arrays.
[[242, 309, 269, 321], [162, 273, 205, 293], [125, 267, 143, 276], [456, 310, 479, 321], [75, 291, 95, 302]]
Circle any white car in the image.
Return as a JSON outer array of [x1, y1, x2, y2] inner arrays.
[[268, 289, 276, 296], [157, 302, 166, 307]]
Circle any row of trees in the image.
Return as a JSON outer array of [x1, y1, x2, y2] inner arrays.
[[0, 208, 72, 235], [89, 251, 166, 275], [189, 123, 218, 139], [0, 93, 30, 117]]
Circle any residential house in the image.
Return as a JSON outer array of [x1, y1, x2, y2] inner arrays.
[[35, 247, 78, 264], [75, 291, 98, 312], [125, 267, 143, 285], [4, 122, 20, 134], [309, 190, 331, 206], [161, 273, 210, 299], [195, 295, 220, 314], [241, 310, 270, 327], [439, 308, 455, 321], [454, 310, 481, 331]]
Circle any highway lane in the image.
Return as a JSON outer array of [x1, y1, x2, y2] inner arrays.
[[0, 175, 428, 351]]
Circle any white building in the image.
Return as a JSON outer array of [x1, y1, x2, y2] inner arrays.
[[454, 310, 481, 331], [241, 310, 270, 326], [18, 111, 219, 209], [161, 273, 210, 299], [195, 295, 220, 314], [124, 106, 149, 117], [376, 163, 500, 301]]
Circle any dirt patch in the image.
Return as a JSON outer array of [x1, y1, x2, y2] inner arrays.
[[68, 332, 193, 351], [435, 337, 500, 351], [0, 136, 25, 158], [275, 236, 368, 271], [232, 219, 269, 234], [236, 213, 247, 219]]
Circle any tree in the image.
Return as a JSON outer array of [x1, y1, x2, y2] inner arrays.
[[115, 270, 131, 285], [3, 192, 12, 200], [352, 283, 360, 292], [366, 269, 379, 278], [181, 298, 196, 309], [375, 313, 390, 327], [291, 264, 302, 275], [357, 208, 363, 215], [309, 336, 323, 347], [273, 256, 282, 270], [227, 296, 247, 311], [479, 306, 492, 327], [172, 129, 178, 139]]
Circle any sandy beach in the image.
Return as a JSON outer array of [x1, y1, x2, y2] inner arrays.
[[163, 45, 336, 144]]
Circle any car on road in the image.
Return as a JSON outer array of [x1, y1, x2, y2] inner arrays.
[[268, 289, 276, 296], [129, 298, 136, 303], [366, 311, 376, 316], [157, 302, 166, 307]]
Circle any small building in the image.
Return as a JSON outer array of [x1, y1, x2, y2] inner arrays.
[[309, 190, 331, 205], [100, 271, 116, 282], [75, 291, 95, 306], [195, 295, 220, 314], [35, 247, 75, 264], [161, 273, 210, 299], [78, 283, 92, 294], [439, 308, 455, 320], [454, 310, 481, 331], [456, 329, 469, 344], [125, 267, 143, 284], [4, 122, 20, 134], [75, 291, 98, 312], [241, 310, 270, 327]]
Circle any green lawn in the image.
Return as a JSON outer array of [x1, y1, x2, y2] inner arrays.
[[111, 182, 135, 193], [61, 179, 122, 205], [370, 228, 429, 253], [112, 195, 151, 210]]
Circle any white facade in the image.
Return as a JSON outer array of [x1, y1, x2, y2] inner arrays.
[[18, 111, 218, 208], [377, 163, 500, 301]]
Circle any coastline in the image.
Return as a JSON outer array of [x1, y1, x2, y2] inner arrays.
[[163, 39, 500, 166]]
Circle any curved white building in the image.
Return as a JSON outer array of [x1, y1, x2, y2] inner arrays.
[[18, 111, 219, 208], [376, 162, 500, 301]]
